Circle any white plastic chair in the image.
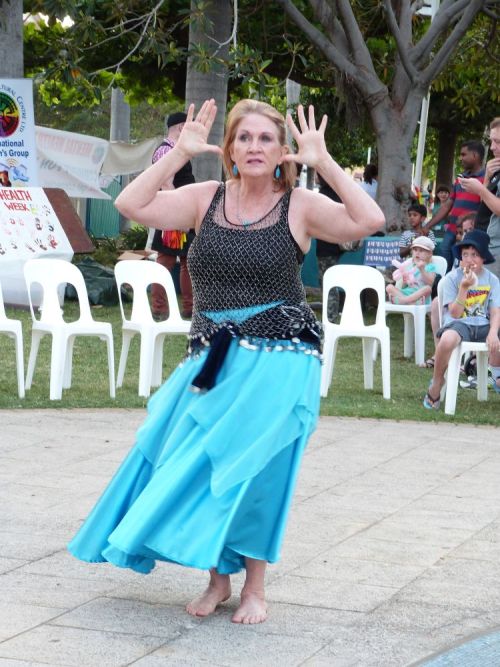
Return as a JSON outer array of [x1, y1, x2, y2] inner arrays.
[[0, 282, 25, 398], [114, 260, 191, 397], [436, 278, 489, 415], [24, 259, 115, 401], [321, 265, 391, 399], [385, 255, 447, 365]]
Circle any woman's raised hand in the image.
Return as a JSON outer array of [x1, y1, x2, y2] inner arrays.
[[283, 105, 329, 169], [176, 99, 223, 159]]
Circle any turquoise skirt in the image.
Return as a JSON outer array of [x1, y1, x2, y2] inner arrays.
[[68, 340, 321, 575]]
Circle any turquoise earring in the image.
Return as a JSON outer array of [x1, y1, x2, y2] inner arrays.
[[232, 164, 238, 176], [274, 165, 281, 179]]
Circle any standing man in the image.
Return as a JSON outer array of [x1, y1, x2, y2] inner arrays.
[[458, 118, 500, 280], [427, 140, 485, 271], [151, 112, 195, 320]]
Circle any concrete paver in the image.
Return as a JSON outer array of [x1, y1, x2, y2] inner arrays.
[[1, 409, 500, 666]]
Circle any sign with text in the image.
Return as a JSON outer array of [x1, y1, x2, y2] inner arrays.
[[36, 126, 110, 199], [0, 187, 73, 305], [363, 237, 400, 267], [0, 79, 38, 187]]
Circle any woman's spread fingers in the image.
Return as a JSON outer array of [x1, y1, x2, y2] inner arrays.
[[186, 103, 196, 122], [195, 99, 214, 125], [206, 102, 218, 127], [286, 113, 300, 140], [319, 114, 328, 133], [297, 104, 308, 132], [308, 105, 316, 129]]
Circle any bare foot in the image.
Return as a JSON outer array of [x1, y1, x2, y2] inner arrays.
[[232, 590, 267, 624], [186, 581, 231, 618]]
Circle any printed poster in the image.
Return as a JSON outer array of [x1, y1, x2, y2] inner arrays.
[[0, 79, 38, 187], [0, 187, 73, 306], [363, 237, 401, 267]]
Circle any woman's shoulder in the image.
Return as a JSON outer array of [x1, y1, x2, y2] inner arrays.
[[290, 186, 326, 206]]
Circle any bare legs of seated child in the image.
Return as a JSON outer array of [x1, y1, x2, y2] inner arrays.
[[386, 283, 432, 306]]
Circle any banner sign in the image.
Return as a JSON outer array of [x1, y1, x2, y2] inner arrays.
[[36, 126, 110, 199], [0, 78, 38, 187], [0, 187, 73, 305], [363, 237, 401, 267]]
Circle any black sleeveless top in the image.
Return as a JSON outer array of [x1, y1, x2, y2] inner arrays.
[[187, 183, 321, 357]]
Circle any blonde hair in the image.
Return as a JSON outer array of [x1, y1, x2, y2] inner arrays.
[[222, 99, 296, 190]]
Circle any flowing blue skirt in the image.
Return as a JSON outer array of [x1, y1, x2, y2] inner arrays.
[[68, 340, 321, 575]]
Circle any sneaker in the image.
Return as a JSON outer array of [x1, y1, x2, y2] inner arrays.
[[459, 377, 477, 390]]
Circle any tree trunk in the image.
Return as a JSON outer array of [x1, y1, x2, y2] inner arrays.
[[371, 95, 423, 233], [435, 125, 458, 188], [185, 0, 232, 182], [0, 0, 23, 76]]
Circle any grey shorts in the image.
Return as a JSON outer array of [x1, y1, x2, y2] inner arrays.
[[437, 321, 495, 342]]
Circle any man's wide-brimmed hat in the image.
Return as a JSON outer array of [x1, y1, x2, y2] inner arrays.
[[411, 235, 435, 252], [167, 112, 187, 128], [453, 229, 495, 264]]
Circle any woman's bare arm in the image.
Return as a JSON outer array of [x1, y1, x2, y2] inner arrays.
[[115, 100, 223, 231], [283, 106, 385, 249]]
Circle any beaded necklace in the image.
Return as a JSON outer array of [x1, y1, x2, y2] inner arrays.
[[234, 185, 280, 228]]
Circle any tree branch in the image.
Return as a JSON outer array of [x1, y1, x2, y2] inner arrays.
[[412, 0, 473, 64], [383, 0, 418, 83], [421, 0, 486, 86], [335, 0, 379, 75], [275, 0, 360, 79], [309, 0, 349, 54]]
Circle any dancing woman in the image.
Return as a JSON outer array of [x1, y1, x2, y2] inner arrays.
[[68, 99, 384, 624]]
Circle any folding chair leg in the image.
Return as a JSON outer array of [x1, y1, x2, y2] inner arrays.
[[13, 331, 25, 398], [362, 337, 374, 390], [116, 331, 134, 388], [49, 332, 67, 400], [380, 334, 391, 400], [25, 330, 44, 390], [444, 347, 461, 415], [476, 351, 489, 401], [413, 310, 426, 366], [105, 335, 115, 399], [138, 332, 155, 398], [63, 336, 76, 389], [151, 335, 165, 388], [320, 334, 337, 397], [402, 314, 414, 358]]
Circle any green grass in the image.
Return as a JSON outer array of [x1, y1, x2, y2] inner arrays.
[[1, 302, 499, 425]]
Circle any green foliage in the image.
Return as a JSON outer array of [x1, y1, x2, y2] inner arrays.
[[121, 224, 149, 250], [86, 234, 120, 267], [80, 226, 149, 267], [432, 15, 499, 120]]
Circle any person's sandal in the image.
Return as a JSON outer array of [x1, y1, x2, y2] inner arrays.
[[419, 356, 435, 369], [423, 391, 441, 410]]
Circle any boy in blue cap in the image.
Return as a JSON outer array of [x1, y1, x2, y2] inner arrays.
[[424, 229, 500, 409]]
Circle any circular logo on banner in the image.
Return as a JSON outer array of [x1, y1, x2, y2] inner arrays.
[[0, 92, 20, 137]]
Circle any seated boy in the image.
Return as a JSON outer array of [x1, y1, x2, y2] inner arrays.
[[387, 236, 436, 305], [422, 212, 476, 368], [399, 204, 436, 259], [424, 229, 500, 409]]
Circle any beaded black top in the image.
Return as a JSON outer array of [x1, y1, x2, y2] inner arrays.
[[187, 183, 322, 356]]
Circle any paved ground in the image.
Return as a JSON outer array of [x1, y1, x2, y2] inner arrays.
[[1, 410, 500, 666]]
